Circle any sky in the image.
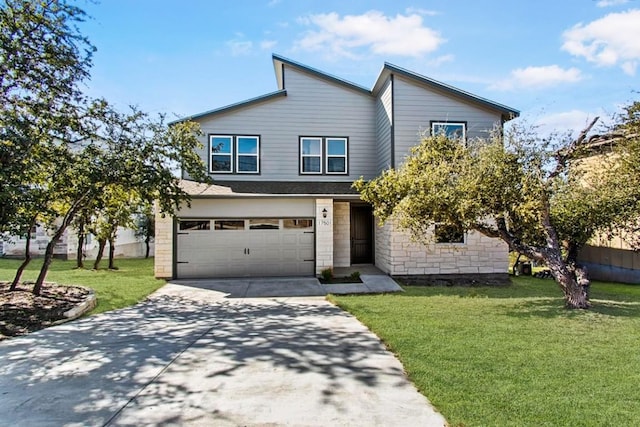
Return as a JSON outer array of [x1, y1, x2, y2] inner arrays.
[[79, 0, 640, 135]]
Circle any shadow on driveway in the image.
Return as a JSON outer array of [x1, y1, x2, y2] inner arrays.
[[0, 283, 445, 426]]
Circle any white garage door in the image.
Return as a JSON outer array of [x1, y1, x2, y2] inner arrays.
[[176, 218, 315, 278]]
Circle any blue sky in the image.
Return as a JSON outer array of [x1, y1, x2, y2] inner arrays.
[[80, 0, 640, 134]]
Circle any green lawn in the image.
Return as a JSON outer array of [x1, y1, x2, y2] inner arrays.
[[330, 277, 640, 427], [0, 257, 165, 314]]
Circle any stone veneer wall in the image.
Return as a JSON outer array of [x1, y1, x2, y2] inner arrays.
[[375, 220, 508, 275], [333, 202, 351, 267], [154, 211, 174, 279], [315, 199, 334, 275]]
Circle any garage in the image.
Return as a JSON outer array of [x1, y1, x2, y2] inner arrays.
[[176, 218, 315, 278]]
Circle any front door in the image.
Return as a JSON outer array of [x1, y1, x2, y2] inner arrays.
[[351, 205, 373, 264]]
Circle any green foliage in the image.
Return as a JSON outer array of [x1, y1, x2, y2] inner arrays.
[[356, 110, 640, 308], [0, 0, 94, 236], [331, 279, 640, 426], [349, 271, 361, 281], [320, 268, 333, 282]]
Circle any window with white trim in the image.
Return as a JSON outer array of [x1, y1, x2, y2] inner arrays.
[[431, 122, 466, 141], [300, 137, 322, 174], [210, 135, 233, 173], [209, 135, 260, 174], [299, 136, 348, 175], [326, 138, 347, 174]]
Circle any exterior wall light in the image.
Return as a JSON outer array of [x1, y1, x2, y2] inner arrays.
[[322, 208, 328, 218]]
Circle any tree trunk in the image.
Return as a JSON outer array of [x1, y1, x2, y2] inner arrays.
[[108, 237, 116, 270], [75, 220, 85, 269], [10, 227, 34, 290], [93, 239, 106, 270], [547, 261, 591, 309], [144, 233, 149, 258]]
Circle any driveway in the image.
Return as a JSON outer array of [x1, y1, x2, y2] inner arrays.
[[0, 281, 446, 426]]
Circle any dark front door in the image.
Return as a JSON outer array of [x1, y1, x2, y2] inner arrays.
[[351, 205, 373, 264]]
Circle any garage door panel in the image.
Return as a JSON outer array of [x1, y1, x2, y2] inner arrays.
[[176, 218, 315, 278]]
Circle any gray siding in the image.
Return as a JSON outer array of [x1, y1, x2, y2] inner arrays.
[[375, 77, 393, 173], [194, 66, 378, 182], [393, 75, 502, 166]]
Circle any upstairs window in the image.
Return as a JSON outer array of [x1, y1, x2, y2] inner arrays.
[[300, 136, 348, 175], [209, 135, 260, 174], [431, 122, 466, 141], [327, 138, 347, 174], [210, 136, 233, 173], [300, 137, 322, 174]]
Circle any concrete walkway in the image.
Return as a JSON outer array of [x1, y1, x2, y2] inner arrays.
[[0, 282, 445, 426], [170, 274, 403, 298]]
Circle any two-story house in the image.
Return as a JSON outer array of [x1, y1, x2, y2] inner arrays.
[[154, 54, 519, 280]]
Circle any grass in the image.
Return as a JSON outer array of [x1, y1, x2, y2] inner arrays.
[[330, 277, 640, 426], [0, 257, 165, 314]]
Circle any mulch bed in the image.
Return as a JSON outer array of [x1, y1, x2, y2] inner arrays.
[[0, 282, 91, 341]]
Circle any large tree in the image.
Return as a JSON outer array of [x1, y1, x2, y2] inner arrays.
[[356, 108, 640, 309], [0, 0, 94, 235], [30, 110, 207, 293]]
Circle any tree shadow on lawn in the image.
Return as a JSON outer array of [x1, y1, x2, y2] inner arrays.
[[0, 287, 412, 426], [504, 298, 640, 319]]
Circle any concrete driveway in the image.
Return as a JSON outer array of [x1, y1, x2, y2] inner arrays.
[[0, 281, 446, 426]]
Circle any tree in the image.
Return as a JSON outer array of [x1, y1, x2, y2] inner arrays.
[[0, 0, 94, 235], [30, 109, 208, 293], [355, 111, 640, 309], [134, 202, 155, 259]]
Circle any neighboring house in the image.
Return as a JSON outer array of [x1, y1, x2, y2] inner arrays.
[[155, 54, 519, 280], [2, 225, 152, 260], [575, 139, 640, 283]]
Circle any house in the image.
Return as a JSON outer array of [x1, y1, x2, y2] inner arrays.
[[1, 225, 152, 260], [154, 54, 519, 280], [575, 139, 640, 284]]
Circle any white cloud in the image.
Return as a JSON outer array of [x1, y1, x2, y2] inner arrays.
[[404, 7, 439, 16], [226, 39, 253, 56], [562, 9, 640, 75], [596, 0, 629, 7], [509, 109, 611, 137], [428, 54, 454, 67], [295, 10, 444, 59], [260, 40, 277, 50], [490, 65, 583, 90]]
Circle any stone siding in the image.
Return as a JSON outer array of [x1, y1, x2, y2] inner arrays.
[[315, 199, 334, 275], [375, 220, 508, 275], [154, 212, 174, 279], [333, 202, 351, 267]]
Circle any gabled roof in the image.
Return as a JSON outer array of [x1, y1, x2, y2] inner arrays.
[[373, 63, 519, 121], [173, 54, 518, 123], [272, 53, 372, 95], [168, 90, 287, 125]]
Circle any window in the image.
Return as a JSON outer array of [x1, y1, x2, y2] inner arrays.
[[237, 136, 259, 173], [431, 122, 466, 141], [179, 220, 211, 231], [214, 220, 245, 230], [300, 137, 322, 174], [210, 136, 233, 173], [249, 219, 280, 230], [283, 219, 313, 229], [300, 136, 348, 175], [209, 135, 260, 174], [327, 138, 347, 174], [434, 223, 465, 244]]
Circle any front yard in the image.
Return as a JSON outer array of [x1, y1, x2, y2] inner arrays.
[[0, 258, 164, 315], [330, 277, 640, 426]]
